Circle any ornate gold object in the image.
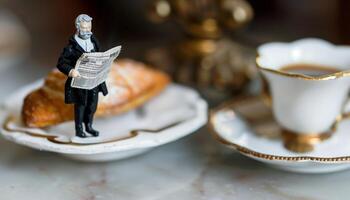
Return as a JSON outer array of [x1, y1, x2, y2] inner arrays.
[[147, 0, 255, 93]]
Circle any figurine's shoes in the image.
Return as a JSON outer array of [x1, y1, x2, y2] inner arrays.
[[210, 97, 350, 174], [75, 130, 87, 138], [87, 130, 99, 137], [85, 123, 99, 137], [75, 132, 87, 138]]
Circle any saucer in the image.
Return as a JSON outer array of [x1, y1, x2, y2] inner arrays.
[[0, 80, 207, 162], [210, 96, 350, 173]]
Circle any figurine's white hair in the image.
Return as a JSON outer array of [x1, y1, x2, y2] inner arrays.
[[75, 14, 93, 29]]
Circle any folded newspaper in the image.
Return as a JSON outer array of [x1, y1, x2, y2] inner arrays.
[[71, 46, 121, 90]]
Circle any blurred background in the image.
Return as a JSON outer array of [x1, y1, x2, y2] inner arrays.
[[1, 0, 349, 103]]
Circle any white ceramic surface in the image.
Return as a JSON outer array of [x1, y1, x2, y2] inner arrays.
[[257, 38, 350, 135], [0, 81, 208, 162], [210, 104, 350, 173]]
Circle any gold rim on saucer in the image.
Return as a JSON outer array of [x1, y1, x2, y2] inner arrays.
[[209, 97, 350, 163]]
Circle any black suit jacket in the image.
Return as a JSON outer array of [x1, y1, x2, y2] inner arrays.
[[56, 35, 108, 105]]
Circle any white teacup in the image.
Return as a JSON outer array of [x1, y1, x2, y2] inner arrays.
[[257, 38, 350, 152]]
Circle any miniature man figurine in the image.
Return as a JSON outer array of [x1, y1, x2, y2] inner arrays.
[[57, 14, 108, 138]]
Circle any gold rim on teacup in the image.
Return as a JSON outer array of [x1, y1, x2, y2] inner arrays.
[[256, 56, 350, 81]]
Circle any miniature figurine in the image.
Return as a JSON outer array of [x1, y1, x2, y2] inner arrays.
[[56, 14, 108, 138]]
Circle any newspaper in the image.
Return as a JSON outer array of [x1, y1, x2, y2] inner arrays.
[[71, 46, 121, 89]]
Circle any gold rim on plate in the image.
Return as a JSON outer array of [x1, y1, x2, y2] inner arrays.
[[2, 115, 189, 146]]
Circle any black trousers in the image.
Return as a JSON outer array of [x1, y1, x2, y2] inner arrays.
[[74, 88, 99, 131]]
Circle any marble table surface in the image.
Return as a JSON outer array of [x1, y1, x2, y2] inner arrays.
[[1, 63, 350, 200]]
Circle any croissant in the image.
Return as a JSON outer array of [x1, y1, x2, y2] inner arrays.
[[22, 59, 170, 128]]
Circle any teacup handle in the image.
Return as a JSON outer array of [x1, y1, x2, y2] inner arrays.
[[331, 99, 350, 131]]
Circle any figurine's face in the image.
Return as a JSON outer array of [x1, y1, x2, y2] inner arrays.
[[78, 21, 92, 40]]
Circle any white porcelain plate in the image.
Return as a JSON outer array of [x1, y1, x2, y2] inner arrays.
[[0, 80, 207, 162], [210, 97, 350, 173]]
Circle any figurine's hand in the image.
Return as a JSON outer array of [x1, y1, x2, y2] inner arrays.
[[69, 69, 81, 78]]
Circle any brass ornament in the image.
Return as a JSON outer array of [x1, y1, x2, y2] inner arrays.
[[147, 0, 255, 93]]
